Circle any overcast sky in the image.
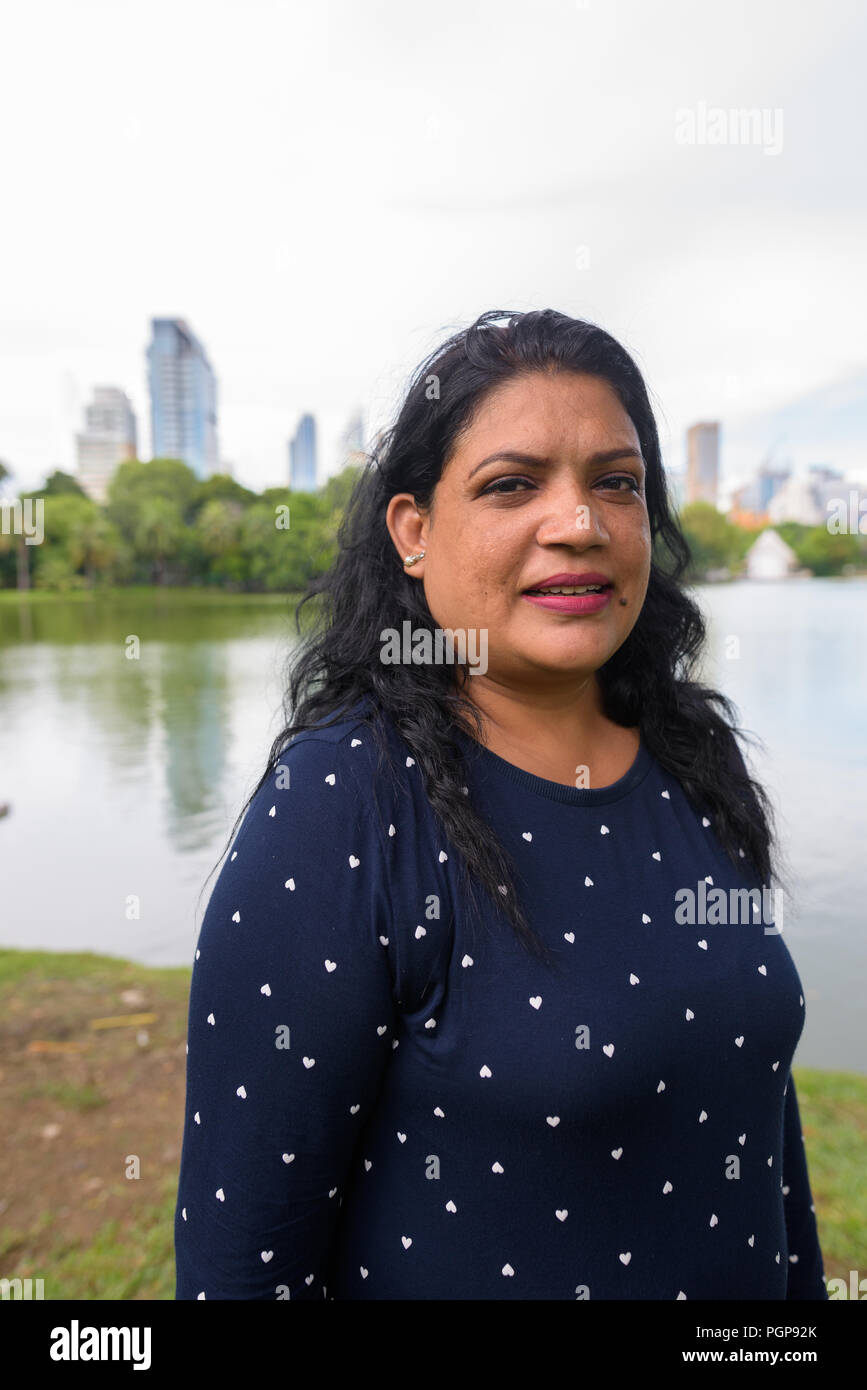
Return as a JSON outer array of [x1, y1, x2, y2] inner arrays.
[[1, 0, 865, 503]]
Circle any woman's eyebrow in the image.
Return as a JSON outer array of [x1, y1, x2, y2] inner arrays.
[[467, 447, 644, 480]]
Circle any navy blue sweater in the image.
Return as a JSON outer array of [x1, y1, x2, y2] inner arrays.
[[174, 698, 827, 1300]]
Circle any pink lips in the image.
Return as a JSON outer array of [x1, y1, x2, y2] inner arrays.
[[522, 590, 612, 614], [521, 571, 614, 615]]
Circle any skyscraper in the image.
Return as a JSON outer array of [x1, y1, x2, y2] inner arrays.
[[289, 413, 317, 491], [75, 386, 138, 503], [147, 318, 219, 478], [686, 422, 719, 506]]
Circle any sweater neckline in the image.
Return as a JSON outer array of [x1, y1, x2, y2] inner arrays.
[[452, 724, 653, 805]]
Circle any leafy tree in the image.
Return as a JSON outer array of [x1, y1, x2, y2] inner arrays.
[[790, 525, 860, 576], [190, 473, 259, 518], [38, 470, 88, 498], [131, 495, 187, 585], [679, 502, 741, 579]]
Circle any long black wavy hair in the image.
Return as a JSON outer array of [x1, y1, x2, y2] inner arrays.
[[203, 308, 783, 968]]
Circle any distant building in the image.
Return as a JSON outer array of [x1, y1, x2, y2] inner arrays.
[[806, 464, 846, 515], [147, 318, 219, 479], [289, 413, 317, 491], [767, 474, 824, 526], [336, 409, 366, 473], [756, 464, 790, 512], [744, 529, 800, 580], [75, 386, 138, 503], [686, 422, 719, 506]]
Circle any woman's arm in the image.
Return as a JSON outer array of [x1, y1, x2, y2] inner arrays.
[[174, 732, 396, 1299], [781, 1072, 828, 1300]]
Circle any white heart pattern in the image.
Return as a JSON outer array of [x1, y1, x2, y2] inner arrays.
[[236, 1085, 247, 1099], [348, 855, 360, 868], [603, 1043, 615, 1057], [479, 1065, 492, 1078], [260, 983, 271, 996], [529, 996, 542, 1009], [325, 773, 336, 785], [619, 1252, 631, 1265]]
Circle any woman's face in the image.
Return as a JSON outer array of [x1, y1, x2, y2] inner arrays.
[[386, 369, 652, 691]]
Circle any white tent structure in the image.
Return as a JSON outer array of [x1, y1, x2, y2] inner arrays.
[[744, 529, 800, 580]]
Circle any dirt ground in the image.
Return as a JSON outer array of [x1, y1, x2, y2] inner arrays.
[[0, 954, 191, 1294]]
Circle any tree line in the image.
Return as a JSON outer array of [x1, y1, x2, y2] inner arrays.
[[0, 458, 862, 591]]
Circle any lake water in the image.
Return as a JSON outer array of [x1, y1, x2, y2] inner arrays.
[[0, 580, 864, 1074]]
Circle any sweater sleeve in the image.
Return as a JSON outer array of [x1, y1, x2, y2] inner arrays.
[[782, 1072, 828, 1300], [174, 731, 397, 1300]]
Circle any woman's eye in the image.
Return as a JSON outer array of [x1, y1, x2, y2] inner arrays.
[[599, 475, 641, 492], [481, 475, 640, 496], [481, 477, 533, 496]]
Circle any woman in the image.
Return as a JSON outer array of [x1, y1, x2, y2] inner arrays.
[[174, 308, 827, 1300]]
